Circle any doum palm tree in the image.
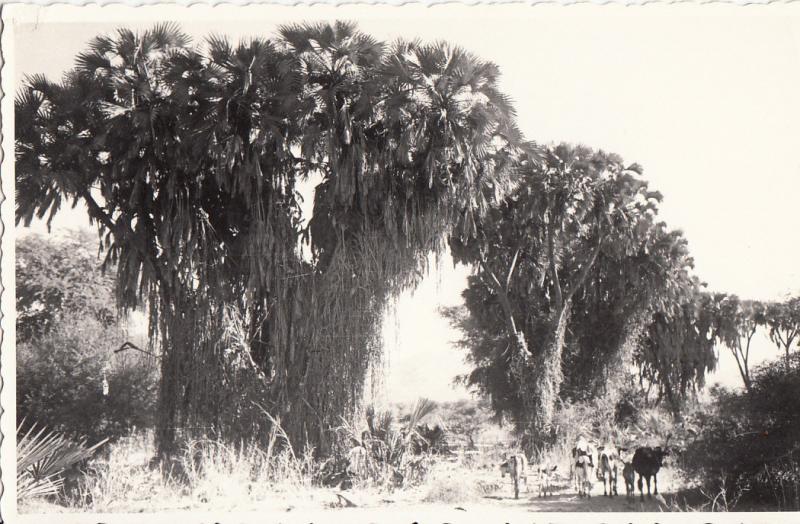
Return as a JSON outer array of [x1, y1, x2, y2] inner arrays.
[[15, 22, 526, 456]]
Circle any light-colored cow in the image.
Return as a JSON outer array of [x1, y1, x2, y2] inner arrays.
[[622, 460, 636, 499], [574, 454, 594, 498], [617, 447, 636, 500], [597, 444, 619, 497], [499, 453, 528, 499], [536, 464, 558, 497], [571, 436, 596, 492]]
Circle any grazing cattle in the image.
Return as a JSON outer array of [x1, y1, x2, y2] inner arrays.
[[499, 453, 528, 499], [536, 464, 558, 497], [574, 455, 594, 498], [622, 460, 636, 500], [616, 446, 636, 500], [571, 436, 595, 492], [597, 445, 619, 497], [632, 446, 670, 501]]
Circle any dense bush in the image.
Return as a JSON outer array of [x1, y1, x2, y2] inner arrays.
[[17, 234, 158, 443], [16, 232, 116, 343], [681, 353, 800, 510], [18, 315, 158, 444]]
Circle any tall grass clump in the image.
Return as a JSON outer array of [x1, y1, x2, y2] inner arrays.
[[66, 428, 332, 512], [423, 476, 481, 504], [63, 431, 183, 511]]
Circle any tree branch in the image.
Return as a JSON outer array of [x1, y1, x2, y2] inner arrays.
[[79, 188, 171, 295], [563, 232, 605, 306], [506, 248, 521, 290], [114, 341, 160, 359], [479, 257, 518, 337], [79, 188, 118, 234], [547, 221, 563, 313], [730, 342, 750, 392], [477, 252, 528, 355]]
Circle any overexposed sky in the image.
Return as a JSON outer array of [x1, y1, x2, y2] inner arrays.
[[8, 4, 800, 401]]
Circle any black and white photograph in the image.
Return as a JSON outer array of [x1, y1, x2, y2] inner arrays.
[[2, 3, 800, 522]]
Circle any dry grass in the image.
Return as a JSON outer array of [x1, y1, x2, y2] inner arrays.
[[15, 404, 731, 514], [18, 425, 513, 514], [16, 428, 720, 516], [19, 430, 335, 513], [422, 476, 480, 504]]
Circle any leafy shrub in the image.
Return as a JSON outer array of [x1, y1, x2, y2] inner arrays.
[[16, 232, 116, 343], [16, 233, 158, 444], [613, 372, 650, 427], [434, 398, 503, 450], [680, 353, 800, 510], [18, 314, 158, 444], [413, 424, 449, 455]]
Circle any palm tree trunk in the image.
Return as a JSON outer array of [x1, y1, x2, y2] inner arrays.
[[530, 306, 570, 433], [155, 294, 198, 458]]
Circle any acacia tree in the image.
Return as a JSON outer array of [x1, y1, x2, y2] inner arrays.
[[714, 294, 766, 393], [449, 144, 682, 440], [16, 23, 524, 456], [764, 297, 800, 370]]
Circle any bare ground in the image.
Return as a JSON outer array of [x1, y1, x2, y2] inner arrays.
[[16, 464, 684, 523]]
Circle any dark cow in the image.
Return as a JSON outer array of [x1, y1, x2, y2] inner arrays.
[[631, 446, 670, 501]]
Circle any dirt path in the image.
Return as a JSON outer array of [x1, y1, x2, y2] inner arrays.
[[480, 491, 670, 512], [16, 490, 674, 524], [14, 497, 672, 524], [15, 466, 679, 522]]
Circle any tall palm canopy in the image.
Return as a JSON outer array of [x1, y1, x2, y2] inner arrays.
[[15, 22, 528, 455]]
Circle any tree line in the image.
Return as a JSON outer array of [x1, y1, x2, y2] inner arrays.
[[445, 155, 800, 436]]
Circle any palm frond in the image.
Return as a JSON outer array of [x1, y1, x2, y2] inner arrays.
[[205, 33, 233, 66], [16, 421, 107, 501], [406, 398, 437, 431]]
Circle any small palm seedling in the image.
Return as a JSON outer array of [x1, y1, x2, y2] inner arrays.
[[17, 421, 108, 501]]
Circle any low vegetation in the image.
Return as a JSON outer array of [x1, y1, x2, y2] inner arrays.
[[680, 354, 800, 510], [17, 422, 107, 502], [18, 399, 513, 512], [17, 365, 800, 513], [17, 234, 158, 445]]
